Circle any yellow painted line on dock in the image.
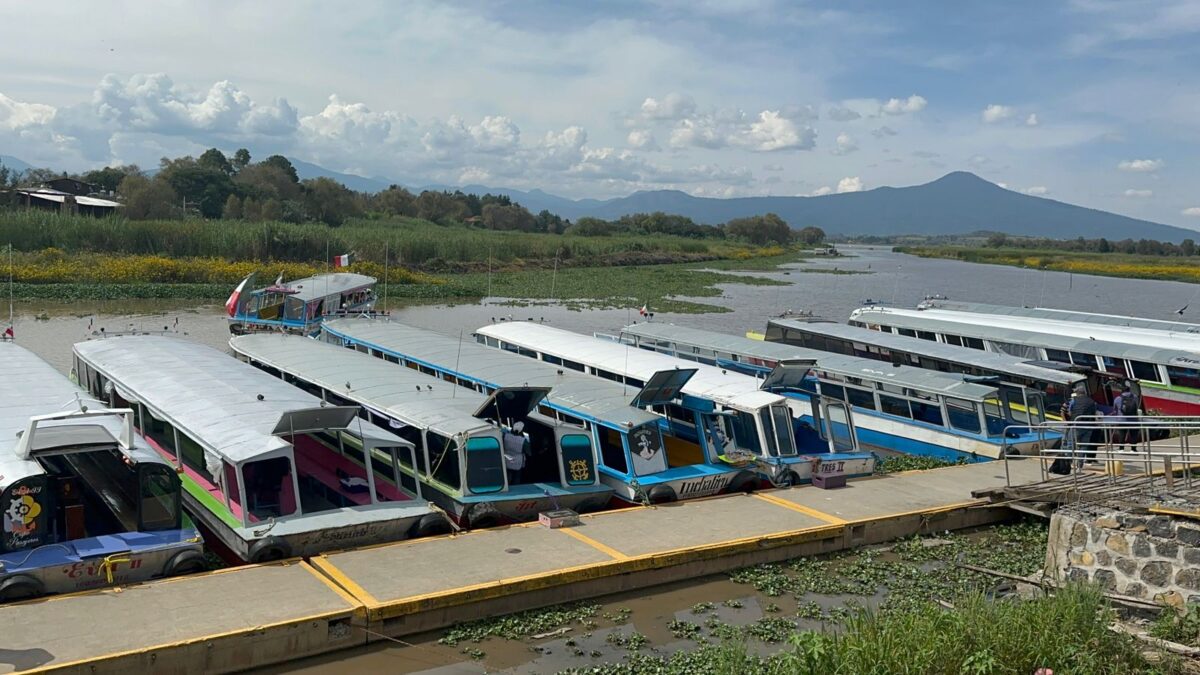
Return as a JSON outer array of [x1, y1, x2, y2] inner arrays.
[[558, 526, 631, 560], [753, 492, 848, 524], [301, 558, 369, 610], [309, 556, 382, 607]]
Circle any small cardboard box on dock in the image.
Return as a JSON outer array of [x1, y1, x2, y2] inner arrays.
[[539, 509, 581, 528], [812, 472, 847, 489]]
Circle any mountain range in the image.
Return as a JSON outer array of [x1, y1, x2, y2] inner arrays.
[[2, 152, 1191, 241]]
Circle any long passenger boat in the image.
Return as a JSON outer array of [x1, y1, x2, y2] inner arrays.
[[917, 300, 1200, 333], [1, 341, 203, 601], [466, 321, 881, 475], [73, 336, 448, 564], [764, 317, 1103, 414], [850, 305, 1200, 415], [226, 272, 379, 336], [229, 333, 613, 528], [321, 319, 762, 501], [477, 321, 1051, 461]]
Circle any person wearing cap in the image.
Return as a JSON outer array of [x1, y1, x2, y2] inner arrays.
[[503, 421, 531, 486]]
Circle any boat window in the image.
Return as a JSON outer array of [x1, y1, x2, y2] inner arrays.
[[878, 395, 912, 419], [1168, 365, 1200, 390], [427, 433, 461, 490], [964, 337, 985, 350], [1069, 353, 1098, 368], [560, 434, 596, 486], [597, 427, 629, 474], [909, 399, 944, 426], [242, 456, 297, 520], [223, 461, 242, 512], [1045, 349, 1072, 365], [820, 383, 846, 401], [138, 463, 181, 531], [729, 411, 762, 455], [557, 411, 586, 427], [595, 369, 622, 382], [1128, 360, 1161, 383], [464, 437, 504, 494], [759, 408, 778, 456], [561, 359, 585, 372], [944, 334, 964, 347], [377, 445, 417, 493], [845, 387, 876, 410], [178, 433, 214, 483], [917, 331, 937, 342], [824, 402, 856, 453], [542, 354, 563, 366], [1102, 356, 1126, 375], [770, 406, 796, 456], [946, 398, 982, 434], [897, 328, 917, 338]]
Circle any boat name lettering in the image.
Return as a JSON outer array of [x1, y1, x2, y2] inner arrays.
[[62, 557, 143, 580], [514, 500, 541, 513], [678, 475, 733, 497]]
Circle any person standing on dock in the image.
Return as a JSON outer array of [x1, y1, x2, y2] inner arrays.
[[1111, 386, 1141, 451], [503, 421, 531, 486], [1070, 386, 1099, 470]]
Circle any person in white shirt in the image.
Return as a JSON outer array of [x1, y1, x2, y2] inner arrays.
[[503, 421, 531, 486]]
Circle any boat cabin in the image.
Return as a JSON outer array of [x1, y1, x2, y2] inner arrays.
[[321, 319, 759, 503], [227, 272, 378, 336], [72, 336, 445, 564], [229, 334, 611, 528], [0, 342, 203, 601]]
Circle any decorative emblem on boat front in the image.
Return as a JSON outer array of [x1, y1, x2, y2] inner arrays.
[[569, 459, 591, 482], [632, 429, 659, 461]]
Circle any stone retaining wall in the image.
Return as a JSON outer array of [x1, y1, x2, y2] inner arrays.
[[1046, 504, 1200, 609]]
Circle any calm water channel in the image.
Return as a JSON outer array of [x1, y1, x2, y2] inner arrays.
[[9, 247, 1198, 673]]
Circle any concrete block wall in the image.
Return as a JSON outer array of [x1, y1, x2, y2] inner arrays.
[[1046, 505, 1200, 609]]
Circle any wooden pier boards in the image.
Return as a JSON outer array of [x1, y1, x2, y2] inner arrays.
[[0, 461, 1046, 674]]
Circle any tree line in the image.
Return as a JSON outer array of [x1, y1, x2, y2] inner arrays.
[[0, 150, 821, 246], [985, 233, 1198, 257]]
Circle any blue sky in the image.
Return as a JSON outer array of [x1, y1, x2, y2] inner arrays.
[[1, 0, 1198, 227]]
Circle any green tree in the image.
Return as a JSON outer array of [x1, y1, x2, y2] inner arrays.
[[261, 198, 283, 221], [796, 226, 826, 246], [261, 155, 299, 183], [242, 197, 262, 221], [303, 177, 360, 226], [198, 148, 233, 176], [82, 165, 141, 193], [481, 203, 537, 231], [222, 194, 243, 219], [231, 148, 251, 173], [234, 163, 303, 202], [157, 156, 236, 218], [1182, 239, 1196, 257], [374, 185, 417, 217], [415, 190, 470, 224], [119, 174, 178, 220], [724, 213, 792, 245]]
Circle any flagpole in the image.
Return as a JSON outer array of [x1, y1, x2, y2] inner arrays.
[[383, 241, 390, 313], [7, 243, 13, 341]]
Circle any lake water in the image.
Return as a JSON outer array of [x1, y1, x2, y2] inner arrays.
[[12, 245, 1200, 374], [7, 246, 1196, 672]]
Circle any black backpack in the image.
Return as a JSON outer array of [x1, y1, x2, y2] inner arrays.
[[1120, 394, 1139, 416]]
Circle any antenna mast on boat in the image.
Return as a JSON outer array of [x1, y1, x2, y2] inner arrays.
[[6, 243, 13, 341], [383, 241, 389, 313]]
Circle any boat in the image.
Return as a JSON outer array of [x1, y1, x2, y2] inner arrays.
[[470, 322, 881, 479], [228, 333, 613, 528], [320, 319, 762, 502], [485, 321, 1047, 464], [850, 304, 1200, 415], [72, 336, 449, 564], [226, 272, 380, 336], [0, 341, 204, 601]]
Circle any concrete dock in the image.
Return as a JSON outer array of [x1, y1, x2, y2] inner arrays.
[[2, 461, 1044, 674]]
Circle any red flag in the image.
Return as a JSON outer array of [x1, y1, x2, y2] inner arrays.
[[3, 326, 12, 338], [225, 274, 252, 317], [639, 304, 648, 317], [333, 253, 351, 268]]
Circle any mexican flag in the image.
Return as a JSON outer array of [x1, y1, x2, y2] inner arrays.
[[333, 253, 352, 268], [225, 273, 254, 317]]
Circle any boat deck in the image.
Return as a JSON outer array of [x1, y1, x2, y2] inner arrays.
[[0, 461, 1045, 674]]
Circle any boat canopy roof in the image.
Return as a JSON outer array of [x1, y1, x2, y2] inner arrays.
[[920, 300, 1200, 334], [73, 336, 407, 466], [230, 334, 497, 438], [262, 273, 375, 303], [622, 322, 1001, 400], [474, 322, 790, 411], [766, 318, 1083, 387], [1, 342, 162, 489], [850, 306, 1200, 366], [323, 319, 662, 429]]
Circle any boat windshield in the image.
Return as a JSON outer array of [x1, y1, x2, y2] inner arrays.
[[728, 411, 762, 456], [983, 396, 1014, 435]]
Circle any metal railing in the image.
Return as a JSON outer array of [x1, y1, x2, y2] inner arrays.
[[1001, 416, 1200, 495]]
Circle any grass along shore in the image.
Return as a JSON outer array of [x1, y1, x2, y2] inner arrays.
[[897, 245, 1200, 284]]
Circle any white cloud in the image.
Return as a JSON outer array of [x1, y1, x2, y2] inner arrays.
[[832, 132, 858, 155], [468, 115, 520, 151], [736, 110, 814, 151], [1025, 113, 1039, 127], [881, 95, 927, 115], [826, 105, 861, 121], [1124, 189, 1153, 198], [810, 186, 833, 196], [871, 126, 897, 138], [458, 166, 491, 184], [639, 93, 697, 121], [0, 92, 56, 129], [1118, 158, 1164, 172], [1023, 186, 1048, 195], [626, 129, 657, 149], [669, 109, 815, 152], [1184, 207, 1200, 217], [981, 104, 1014, 123], [837, 176, 863, 193]]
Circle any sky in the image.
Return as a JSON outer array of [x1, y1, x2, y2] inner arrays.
[[1, 0, 1198, 227]]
